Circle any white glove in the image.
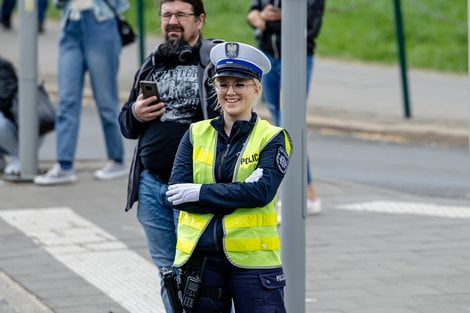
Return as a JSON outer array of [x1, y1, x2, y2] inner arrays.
[[166, 183, 202, 206], [245, 168, 264, 183]]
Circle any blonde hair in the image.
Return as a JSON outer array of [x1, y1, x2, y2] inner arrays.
[[211, 77, 262, 111]]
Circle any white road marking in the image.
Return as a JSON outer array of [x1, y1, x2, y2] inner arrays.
[[0, 207, 164, 313], [337, 200, 470, 219]]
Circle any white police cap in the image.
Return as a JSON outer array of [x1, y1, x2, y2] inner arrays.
[[210, 42, 271, 81]]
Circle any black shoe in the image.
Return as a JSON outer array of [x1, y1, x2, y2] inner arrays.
[[0, 154, 6, 173], [38, 24, 45, 33], [0, 18, 11, 30]]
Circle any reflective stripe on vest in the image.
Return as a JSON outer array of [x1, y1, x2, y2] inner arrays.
[[174, 117, 291, 268]]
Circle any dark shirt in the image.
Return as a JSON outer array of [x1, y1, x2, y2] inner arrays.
[[248, 0, 325, 58], [139, 59, 204, 182]]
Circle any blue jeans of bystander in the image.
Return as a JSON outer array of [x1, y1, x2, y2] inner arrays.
[[0, 0, 15, 22], [262, 53, 314, 183], [0, 0, 48, 27], [56, 10, 124, 167], [137, 170, 179, 313], [0, 111, 18, 157]]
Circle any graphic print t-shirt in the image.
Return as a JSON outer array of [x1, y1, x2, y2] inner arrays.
[[139, 61, 204, 182]]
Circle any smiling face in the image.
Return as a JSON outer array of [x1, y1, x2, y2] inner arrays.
[[215, 77, 261, 121], [160, 1, 205, 47]]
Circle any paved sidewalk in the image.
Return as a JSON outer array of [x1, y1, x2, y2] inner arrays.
[[1, 171, 470, 313], [0, 20, 468, 148]]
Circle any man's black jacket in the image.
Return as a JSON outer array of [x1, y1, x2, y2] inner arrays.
[[119, 39, 221, 211]]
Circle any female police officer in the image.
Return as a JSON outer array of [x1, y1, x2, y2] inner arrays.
[[166, 42, 291, 313]]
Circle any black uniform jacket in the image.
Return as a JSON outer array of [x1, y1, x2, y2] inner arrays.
[[169, 112, 291, 215]]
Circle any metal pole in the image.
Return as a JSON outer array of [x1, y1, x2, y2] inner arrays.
[[393, 0, 412, 119], [467, 0, 470, 154], [18, 0, 38, 180], [137, 0, 145, 64], [281, 0, 307, 312]]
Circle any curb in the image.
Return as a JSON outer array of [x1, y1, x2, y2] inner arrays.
[[308, 114, 468, 147]]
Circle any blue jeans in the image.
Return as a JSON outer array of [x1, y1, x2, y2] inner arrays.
[[0, 111, 18, 157], [0, 111, 44, 158], [137, 170, 179, 313], [37, 0, 48, 27], [0, 0, 48, 26], [56, 11, 124, 166], [0, 0, 14, 22], [262, 53, 314, 183]]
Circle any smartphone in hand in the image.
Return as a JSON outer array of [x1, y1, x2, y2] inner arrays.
[[139, 81, 160, 101]]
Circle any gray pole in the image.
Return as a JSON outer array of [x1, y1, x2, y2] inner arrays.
[[468, 0, 470, 154], [280, 0, 307, 312], [18, 0, 38, 180]]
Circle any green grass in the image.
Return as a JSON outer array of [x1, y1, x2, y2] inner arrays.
[[317, 0, 467, 73], [122, 0, 256, 42], [51, 0, 468, 72]]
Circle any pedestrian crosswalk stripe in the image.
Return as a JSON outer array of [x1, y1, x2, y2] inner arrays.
[[337, 201, 470, 219], [0, 207, 164, 313]]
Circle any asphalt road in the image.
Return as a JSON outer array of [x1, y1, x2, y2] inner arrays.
[[309, 130, 470, 201]]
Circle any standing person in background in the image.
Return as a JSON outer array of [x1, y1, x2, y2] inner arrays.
[[166, 41, 290, 313], [34, 0, 130, 185], [118, 0, 219, 311], [0, 0, 49, 32], [247, 0, 325, 215], [0, 55, 19, 175]]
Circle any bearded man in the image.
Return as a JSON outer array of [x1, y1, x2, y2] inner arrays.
[[118, 1, 220, 311]]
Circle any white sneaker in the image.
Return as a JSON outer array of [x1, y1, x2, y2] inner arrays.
[[4, 157, 20, 176], [277, 198, 322, 223], [34, 164, 77, 185], [93, 161, 128, 180], [307, 198, 322, 215]]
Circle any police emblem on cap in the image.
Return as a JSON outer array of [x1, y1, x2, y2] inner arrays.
[[225, 42, 239, 58]]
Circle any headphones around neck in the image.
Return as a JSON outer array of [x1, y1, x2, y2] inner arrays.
[[155, 41, 198, 64]]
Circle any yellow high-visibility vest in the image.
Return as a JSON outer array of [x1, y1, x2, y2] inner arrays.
[[174, 116, 291, 268]]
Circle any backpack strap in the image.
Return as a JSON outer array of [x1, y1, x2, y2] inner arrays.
[[132, 45, 160, 91], [199, 38, 224, 67]]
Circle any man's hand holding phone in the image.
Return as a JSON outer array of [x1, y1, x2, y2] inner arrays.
[[133, 81, 165, 122]]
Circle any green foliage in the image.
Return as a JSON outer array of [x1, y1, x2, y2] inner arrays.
[[201, 0, 255, 43], [123, 0, 161, 34], [317, 0, 467, 72], [53, 0, 466, 72], [123, 0, 255, 41]]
